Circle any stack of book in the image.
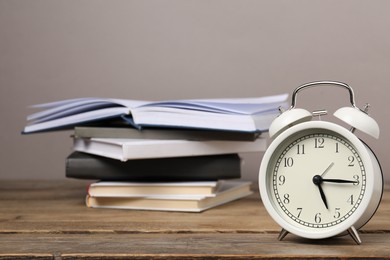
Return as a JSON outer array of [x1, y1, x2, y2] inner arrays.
[[85, 179, 253, 212], [23, 94, 288, 212]]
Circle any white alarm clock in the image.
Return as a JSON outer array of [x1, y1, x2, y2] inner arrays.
[[258, 81, 383, 244]]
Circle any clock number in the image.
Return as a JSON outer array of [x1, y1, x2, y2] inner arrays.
[[278, 175, 286, 186], [353, 175, 360, 186], [347, 195, 354, 205], [333, 208, 341, 219], [315, 213, 322, 224], [284, 157, 294, 167], [314, 137, 324, 148], [348, 156, 355, 167], [296, 207, 303, 218], [335, 142, 339, 153], [283, 194, 290, 204], [297, 144, 305, 155]]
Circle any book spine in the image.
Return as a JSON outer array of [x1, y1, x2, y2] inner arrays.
[[66, 152, 241, 181]]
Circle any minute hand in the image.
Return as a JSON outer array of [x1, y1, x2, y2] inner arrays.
[[322, 178, 358, 184]]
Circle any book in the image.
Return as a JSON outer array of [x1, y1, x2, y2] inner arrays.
[[66, 152, 241, 181], [74, 126, 261, 141], [73, 137, 267, 161], [85, 180, 253, 212], [87, 181, 221, 197], [23, 95, 288, 134]]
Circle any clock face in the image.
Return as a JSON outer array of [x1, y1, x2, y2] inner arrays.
[[266, 129, 366, 230]]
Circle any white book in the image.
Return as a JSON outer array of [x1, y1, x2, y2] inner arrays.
[[86, 181, 253, 212], [88, 181, 221, 197], [23, 95, 288, 134], [74, 126, 260, 141], [73, 137, 266, 161]]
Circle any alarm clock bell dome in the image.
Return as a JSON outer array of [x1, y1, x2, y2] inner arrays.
[[269, 108, 312, 138], [334, 107, 380, 139]]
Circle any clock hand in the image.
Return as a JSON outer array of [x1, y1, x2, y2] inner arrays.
[[320, 162, 335, 177], [311, 163, 334, 210], [312, 175, 328, 209], [317, 183, 329, 209], [322, 178, 358, 184]]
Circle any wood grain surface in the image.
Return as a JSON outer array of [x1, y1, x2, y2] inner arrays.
[[0, 180, 389, 259]]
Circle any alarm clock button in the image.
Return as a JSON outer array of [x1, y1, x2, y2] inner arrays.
[[334, 107, 379, 139], [269, 108, 312, 138]]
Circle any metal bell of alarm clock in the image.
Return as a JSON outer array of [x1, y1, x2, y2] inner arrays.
[[258, 81, 383, 244]]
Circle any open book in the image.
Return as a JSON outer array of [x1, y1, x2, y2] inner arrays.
[[23, 94, 288, 134]]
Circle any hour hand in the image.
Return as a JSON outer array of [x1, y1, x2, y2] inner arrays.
[[313, 175, 328, 209], [322, 178, 358, 184], [317, 183, 328, 209]]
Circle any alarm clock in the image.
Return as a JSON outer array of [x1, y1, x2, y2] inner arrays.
[[258, 81, 383, 244]]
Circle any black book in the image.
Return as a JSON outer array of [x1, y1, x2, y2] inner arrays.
[[66, 152, 241, 181]]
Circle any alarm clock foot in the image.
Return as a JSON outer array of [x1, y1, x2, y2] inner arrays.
[[347, 226, 362, 245], [278, 228, 289, 241]]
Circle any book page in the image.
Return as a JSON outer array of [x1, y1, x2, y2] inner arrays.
[[139, 94, 288, 115]]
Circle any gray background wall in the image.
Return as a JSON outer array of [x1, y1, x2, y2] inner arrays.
[[1, 0, 389, 182]]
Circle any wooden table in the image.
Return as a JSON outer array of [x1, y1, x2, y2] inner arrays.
[[0, 180, 389, 259]]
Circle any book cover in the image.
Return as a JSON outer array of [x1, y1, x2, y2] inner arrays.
[[23, 95, 288, 134], [72, 137, 267, 161], [86, 181, 253, 212], [88, 181, 221, 197], [66, 152, 241, 181]]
